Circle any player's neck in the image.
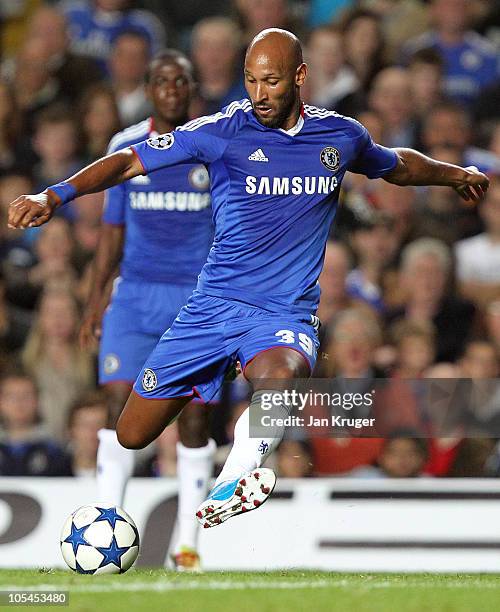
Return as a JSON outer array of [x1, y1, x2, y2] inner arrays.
[[279, 99, 302, 131], [152, 114, 188, 135]]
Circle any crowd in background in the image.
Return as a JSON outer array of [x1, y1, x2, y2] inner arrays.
[[0, 0, 499, 480]]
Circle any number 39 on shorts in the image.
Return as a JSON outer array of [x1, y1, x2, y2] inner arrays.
[[274, 329, 315, 356]]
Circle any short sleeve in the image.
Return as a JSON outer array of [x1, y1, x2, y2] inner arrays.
[[102, 184, 126, 225], [349, 123, 398, 179], [131, 125, 228, 174]]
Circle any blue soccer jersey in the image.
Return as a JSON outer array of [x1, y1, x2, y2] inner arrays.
[[131, 100, 398, 315], [103, 118, 213, 286]]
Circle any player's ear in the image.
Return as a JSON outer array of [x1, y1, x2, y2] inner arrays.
[[296, 63, 307, 87]]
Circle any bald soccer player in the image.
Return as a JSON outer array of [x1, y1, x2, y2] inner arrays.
[[8, 29, 489, 529]]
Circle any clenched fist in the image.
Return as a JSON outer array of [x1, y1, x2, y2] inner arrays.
[[7, 191, 60, 229]]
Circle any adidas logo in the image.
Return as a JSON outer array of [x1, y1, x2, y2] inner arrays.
[[248, 148, 269, 162]]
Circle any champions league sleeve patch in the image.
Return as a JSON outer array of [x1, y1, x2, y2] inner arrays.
[[146, 133, 175, 150], [320, 147, 341, 172]]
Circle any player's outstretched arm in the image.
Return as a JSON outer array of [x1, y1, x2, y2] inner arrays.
[[384, 148, 489, 202], [7, 148, 143, 229]]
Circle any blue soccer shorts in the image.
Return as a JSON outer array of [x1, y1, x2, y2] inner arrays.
[[133, 290, 320, 402], [99, 277, 193, 385]]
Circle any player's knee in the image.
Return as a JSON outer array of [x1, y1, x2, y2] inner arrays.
[[116, 422, 147, 450]]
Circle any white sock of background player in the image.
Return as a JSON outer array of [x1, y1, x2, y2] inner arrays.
[[214, 390, 289, 485], [96, 428, 135, 507], [174, 439, 216, 553]]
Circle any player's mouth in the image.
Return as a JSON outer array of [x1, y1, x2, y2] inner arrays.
[[255, 106, 273, 117]]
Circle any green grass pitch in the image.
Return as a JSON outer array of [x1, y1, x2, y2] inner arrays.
[[1, 569, 500, 611]]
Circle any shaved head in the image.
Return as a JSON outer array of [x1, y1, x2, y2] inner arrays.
[[244, 28, 306, 129]]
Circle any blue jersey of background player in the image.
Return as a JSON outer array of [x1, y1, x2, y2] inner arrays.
[[79, 50, 215, 571]]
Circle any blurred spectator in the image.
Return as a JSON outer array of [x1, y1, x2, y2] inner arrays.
[[72, 193, 105, 274], [31, 104, 83, 194], [455, 178, 500, 307], [10, 38, 66, 136], [407, 48, 445, 125], [420, 102, 500, 174], [190, 17, 246, 116], [347, 430, 429, 478], [25, 5, 104, 104], [109, 31, 152, 126], [0, 269, 32, 358], [321, 308, 383, 378], [21, 287, 95, 441], [387, 238, 475, 362], [312, 436, 384, 476], [79, 84, 122, 161], [390, 319, 437, 378], [304, 25, 359, 110], [448, 438, 497, 477], [63, 0, 166, 73], [484, 300, 500, 358], [342, 8, 386, 95], [368, 67, 416, 148], [307, 0, 355, 28], [346, 210, 398, 313], [0, 80, 27, 174], [235, 0, 300, 44], [403, 0, 499, 107], [459, 340, 499, 379], [66, 391, 110, 477], [276, 440, 313, 477], [0, 372, 72, 476]]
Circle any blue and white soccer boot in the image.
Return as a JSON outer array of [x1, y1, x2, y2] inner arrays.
[[196, 468, 276, 528]]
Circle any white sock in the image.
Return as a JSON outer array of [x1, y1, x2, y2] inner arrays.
[[96, 428, 135, 507], [175, 438, 216, 553], [215, 392, 289, 485]]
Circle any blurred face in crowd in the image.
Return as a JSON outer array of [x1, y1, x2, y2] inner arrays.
[[82, 90, 120, 140], [27, 7, 68, 58], [69, 405, 108, 458], [480, 181, 500, 237], [486, 301, 500, 349], [379, 438, 427, 477], [191, 20, 240, 79], [422, 107, 470, 150], [350, 222, 398, 268], [146, 58, 194, 125], [330, 313, 379, 377], [319, 242, 351, 305], [356, 111, 384, 144], [432, 0, 469, 34], [0, 175, 32, 214], [277, 440, 312, 477], [33, 120, 78, 165], [96, 0, 129, 11], [369, 68, 413, 127], [110, 34, 150, 86], [398, 334, 436, 375], [0, 377, 38, 430], [402, 252, 448, 303], [245, 32, 306, 129], [409, 61, 443, 110], [307, 28, 345, 79], [344, 15, 381, 63], [36, 218, 73, 263], [15, 39, 53, 98], [237, 0, 288, 33], [460, 342, 498, 379], [39, 291, 78, 342]]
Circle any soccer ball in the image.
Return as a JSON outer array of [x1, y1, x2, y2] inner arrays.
[[60, 505, 140, 574]]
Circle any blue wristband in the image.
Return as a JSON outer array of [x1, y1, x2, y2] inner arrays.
[[47, 181, 77, 205]]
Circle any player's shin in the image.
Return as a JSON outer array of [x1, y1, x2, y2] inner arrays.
[[96, 428, 135, 507], [215, 390, 290, 485], [174, 438, 216, 557]]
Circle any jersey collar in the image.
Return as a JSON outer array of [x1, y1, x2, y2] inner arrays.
[[279, 104, 305, 137]]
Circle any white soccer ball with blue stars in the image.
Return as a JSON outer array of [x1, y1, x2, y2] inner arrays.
[[60, 505, 140, 574]]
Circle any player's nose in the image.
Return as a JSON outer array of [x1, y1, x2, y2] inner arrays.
[[255, 83, 268, 102]]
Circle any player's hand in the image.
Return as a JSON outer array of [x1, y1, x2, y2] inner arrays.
[[79, 306, 103, 350], [7, 192, 58, 229], [454, 166, 489, 203]]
